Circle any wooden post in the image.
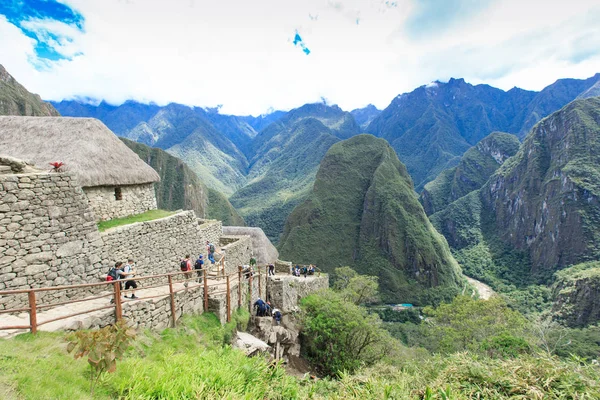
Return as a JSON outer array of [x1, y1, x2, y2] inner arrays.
[[226, 275, 231, 322], [113, 281, 122, 322], [203, 269, 208, 312], [258, 269, 262, 299], [248, 272, 253, 314], [168, 275, 177, 328], [265, 265, 269, 302], [238, 266, 242, 308], [221, 255, 225, 277], [28, 290, 37, 334]]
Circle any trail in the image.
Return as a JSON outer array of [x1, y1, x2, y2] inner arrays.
[[465, 276, 495, 300]]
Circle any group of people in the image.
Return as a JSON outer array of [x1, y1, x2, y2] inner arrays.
[[291, 264, 316, 277], [180, 241, 218, 286], [253, 297, 282, 325], [106, 258, 138, 299]]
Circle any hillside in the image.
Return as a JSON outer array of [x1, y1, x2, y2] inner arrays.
[[367, 75, 600, 191], [421, 132, 520, 215], [350, 104, 380, 130], [431, 97, 600, 287], [552, 261, 600, 327], [0, 64, 59, 116], [278, 134, 463, 304], [121, 138, 244, 226], [230, 104, 360, 242]]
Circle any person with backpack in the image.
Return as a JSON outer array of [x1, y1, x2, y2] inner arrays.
[[273, 308, 282, 325], [108, 261, 125, 303], [122, 258, 138, 299], [206, 241, 216, 264], [253, 297, 266, 316], [180, 255, 193, 287], [194, 254, 204, 283]]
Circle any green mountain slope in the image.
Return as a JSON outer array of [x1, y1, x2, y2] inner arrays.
[[121, 138, 244, 226], [431, 97, 600, 286], [350, 104, 380, 130], [0, 64, 59, 116], [230, 104, 360, 242], [421, 132, 520, 215], [279, 134, 463, 304]]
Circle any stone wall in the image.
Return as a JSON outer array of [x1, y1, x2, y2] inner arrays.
[[220, 235, 252, 275], [84, 183, 157, 222], [0, 171, 102, 310], [99, 212, 222, 277], [208, 276, 260, 323], [268, 275, 329, 313]]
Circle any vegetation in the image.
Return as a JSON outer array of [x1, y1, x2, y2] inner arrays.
[[97, 209, 176, 231], [552, 261, 600, 327], [279, 134, 463, 304], [420, 131, 520, 215], [122, 138, 244, 226], [66, 320, 136, 395]]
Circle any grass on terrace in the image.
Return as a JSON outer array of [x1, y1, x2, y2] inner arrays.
[[97, 210, 177, 232]]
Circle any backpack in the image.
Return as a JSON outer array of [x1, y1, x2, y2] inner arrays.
[[209, 243, 215, 253], [107, 267, 119, 281], [194, 259, 204, 269], [180, 260, 189, 272]]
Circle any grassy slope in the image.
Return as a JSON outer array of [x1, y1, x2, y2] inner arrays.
[[121, 138, 244, 226], [97, 209, 176, 231], [279, 134, 463, 305], [1, 314, 599, 399]]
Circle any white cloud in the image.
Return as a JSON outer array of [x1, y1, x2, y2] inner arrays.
[[1, 0, 599, 115]]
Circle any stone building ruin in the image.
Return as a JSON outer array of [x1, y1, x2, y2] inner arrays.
[[0, 116, 160, 221]]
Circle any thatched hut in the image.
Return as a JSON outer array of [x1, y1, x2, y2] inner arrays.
[[0, 116, 160, 221]]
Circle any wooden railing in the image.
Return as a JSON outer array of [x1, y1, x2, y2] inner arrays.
[[0, 266, 270, 335]]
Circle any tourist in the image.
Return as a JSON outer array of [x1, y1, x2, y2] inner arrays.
[[194, 254, 204, 283], [265, 301, 272, 317], [294, 266, 301, 277], [254, 297, 266, 316], [301, 265, 308, 278], [109, 261, 125, 303], [180, 254, 193, 287], [273, 308, 282, 325], [268, 263, 275, 276], [308, 265, 315, 276], [206, 241, 216, 264], [122, 258, 138, 299]]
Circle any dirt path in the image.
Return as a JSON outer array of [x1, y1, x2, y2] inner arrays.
[[465, 276, 495, 300]]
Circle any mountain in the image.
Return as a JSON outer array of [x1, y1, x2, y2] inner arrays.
[[552, 261, 600, 328], [420, 132, 520, 215], [229, 104, 361, 242], [0, 64, 59, 116], [121, 138, 244, 226], [367, 75, 600, 191], [350, 104, 380, 130], [431, 97, 600, 286], [278, 134, 463, 304]]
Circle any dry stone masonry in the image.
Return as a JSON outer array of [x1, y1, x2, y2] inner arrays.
[[84, 183, 157, 221]]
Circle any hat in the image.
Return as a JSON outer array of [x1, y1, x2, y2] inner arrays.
[[199, 254, 203, 258]]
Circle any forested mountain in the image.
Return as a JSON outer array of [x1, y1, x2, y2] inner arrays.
[[230, 104, 361, 241], [279, 134, 463, 304], [350, 104, 380, 130], [420, 132, 520, 215], [0, 64, 59, 117], [431, 97, 600, 287], [121, 138, 245, 226], [367, 74, 600, 191]]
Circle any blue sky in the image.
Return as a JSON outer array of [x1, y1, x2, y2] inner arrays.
[[1, 0, 599, 115]]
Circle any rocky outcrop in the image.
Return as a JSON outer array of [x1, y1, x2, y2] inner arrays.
[[222, 226, 278, 264], [482, 98, 600, 273], [250, 316, 301, 362], [552, 262, 600, 327], [233, 332, 271, 356]]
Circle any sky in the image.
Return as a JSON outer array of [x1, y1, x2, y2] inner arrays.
[[1, 0, 600, 116]]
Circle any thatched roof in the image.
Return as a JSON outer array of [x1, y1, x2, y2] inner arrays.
[[0, 116, 160, 187]]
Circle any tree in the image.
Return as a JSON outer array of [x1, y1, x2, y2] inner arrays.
[[300, 290, 397, 376], [332, 266, 379, 305]]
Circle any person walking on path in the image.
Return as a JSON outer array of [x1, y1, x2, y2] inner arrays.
[[194, 254, 204, 283], [206, 241, 216, 264], [273, 308, 282, 325], [123, 258, 138, 299], [181, 255, 193, 287], [268, 264, 275, 276]]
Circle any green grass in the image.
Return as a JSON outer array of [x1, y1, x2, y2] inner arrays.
[[97, 210, 177, 232], [1, 313, 599, 399]]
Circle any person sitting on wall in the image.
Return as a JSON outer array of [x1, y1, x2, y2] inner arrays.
[[294, 266, 301, 277], [122, 258, 138, 299], [308, 265, 315, 275], [301, 265, 308, 278]]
